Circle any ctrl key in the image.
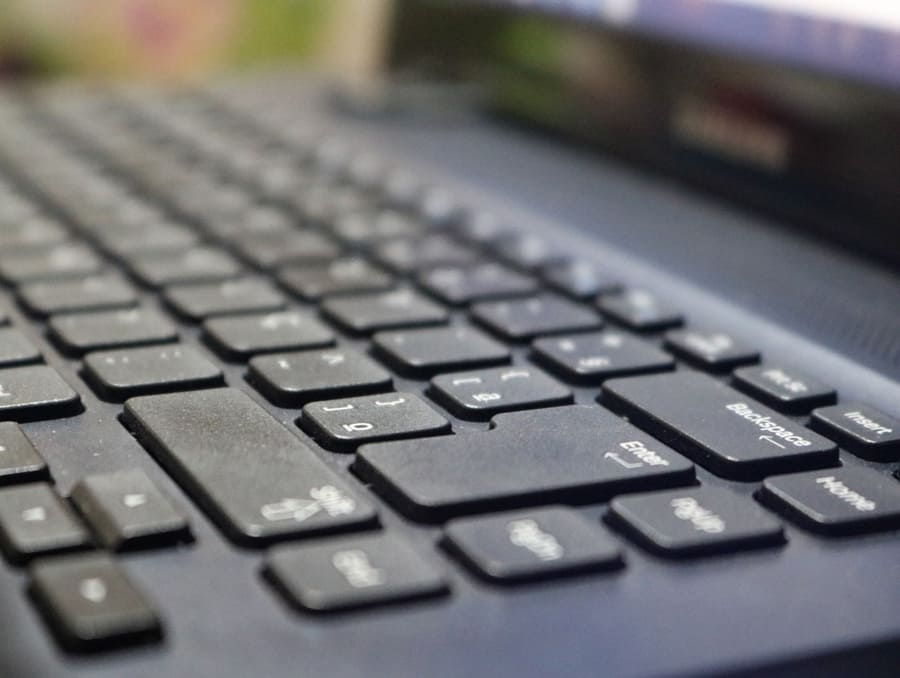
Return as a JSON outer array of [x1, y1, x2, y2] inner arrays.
[[29, 553, 162, 652], [265, 533, 449, 614]]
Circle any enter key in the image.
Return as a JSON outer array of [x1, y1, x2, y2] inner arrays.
[[603, 371, 838, 481]]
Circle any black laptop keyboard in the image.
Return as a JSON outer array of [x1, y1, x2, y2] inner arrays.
[[0, 83, 899, 652]]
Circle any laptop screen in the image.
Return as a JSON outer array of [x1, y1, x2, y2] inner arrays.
[[388, 1, 900, 268], [483, 1, 900, 89]]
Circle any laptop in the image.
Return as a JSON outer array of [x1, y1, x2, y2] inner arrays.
[[0, 1, 898, 676]]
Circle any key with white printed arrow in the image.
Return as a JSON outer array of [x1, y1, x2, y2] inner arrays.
[[603, 372, 838, 480]]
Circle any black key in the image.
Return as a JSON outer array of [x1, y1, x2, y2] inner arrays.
[[607, 487, 784, 557], [29, 553, 162, 651], [203, 311, 334, 360], [278, 258, 394, 301], [322, 288, 448, 334], [354, 406, 694, 521], [443, 507, 623, 583], [164, 279, 286, 320], [373, 326, 510, 377], [0, 245, 103, 284], [302, 393, 450, 452], [333, 210, 421, 246], [373, 236, 476, 273], [452, 211, 510, 247], [248, 348, 392, 406], [664, 329, 759, 371], [233, 230, 340, 269], [0, 365, 82, 422], [602, 372, 838, 480], [0, 308, 7, 325], [70, 469, 191, 550], [49, 308, 178, 355], [418, 264, 537, 305], [810, 403, 900, 461], [122, 388, 377, 543], [265, 532, 448, 613], [532, 331, 674, 384], [732, 365, 836, 414], [18, 275, 138, 317], [597, 289, 683, 331], [471, 294, 601, 342], [430, 366, 572, 420], [0, 328, 42, 368], [128, 247, 243, 288], [540, 259, 620, 300], [99, 222, 198, 259], [83, 345, 224, 401], [0, 218, 68, 251], [759, 466, 900, 535], [491, 233, 565, 270], [0, 423, 49, 485], [0, 483, 91, 563]]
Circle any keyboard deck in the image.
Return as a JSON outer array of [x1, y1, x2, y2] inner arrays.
[[0, 78, 898, 677]]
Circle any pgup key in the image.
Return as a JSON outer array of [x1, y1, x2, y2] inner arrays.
[[301, 392, 451, 452]]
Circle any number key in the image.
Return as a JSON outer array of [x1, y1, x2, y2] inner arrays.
[[430, 366, 572, 420], [301, 392, 450, 452]]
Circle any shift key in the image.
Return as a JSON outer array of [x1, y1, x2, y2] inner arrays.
[[122, 389, 377, 544], [602, 372, 837, 480]]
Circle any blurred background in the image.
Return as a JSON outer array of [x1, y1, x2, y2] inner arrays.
[[0, 0, 392, 83]]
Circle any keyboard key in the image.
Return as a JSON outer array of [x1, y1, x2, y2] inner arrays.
[[374, 236, 476, 273], [233, 230, 340, 269], [492, 233, 565, 270], [603, 372, 837, 480], [69, 469, 191, 550], [759, 466, 900, 535], [18, 275, 138, 317], [164, 279, 286, 320], [29, 553, 162, 651], [0, 245, 103, 284], [278, 258, 394, 301], [0, 483, 91, 563], [322, 289, 448, 334], [0, 423, 49, 485], [471, 294, 601, 341], [0, 365, 82, 422], [83, 345, 224, 401], [430, 366, 572, 420], [373, 326, 510, 377], [597, 289, 683, 331], [732, 365, 836, 414], [532, 331, 674, 384], [418, 264, 537, 305], [355, 406, 693, 521], [100, 222, 198, 259], [265, 532, 448, 613], [0, 309, 7, 325], [49, 308, 178, 355], [0, 217, 68, 251], [608, 487, 784, 557], [203, 311, 334, 360], [810, 404, 900, 461], [248, 348, 392, 406], [0, 328, 42, 368], [122, 388, 377, 543], [333, 210, 421, 246], [128, 247, 243, 287], [664, 329, 759, 371], [302, 393, 451, 452], [443, 507, 623, 583], [540, 259, 620, 300]]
